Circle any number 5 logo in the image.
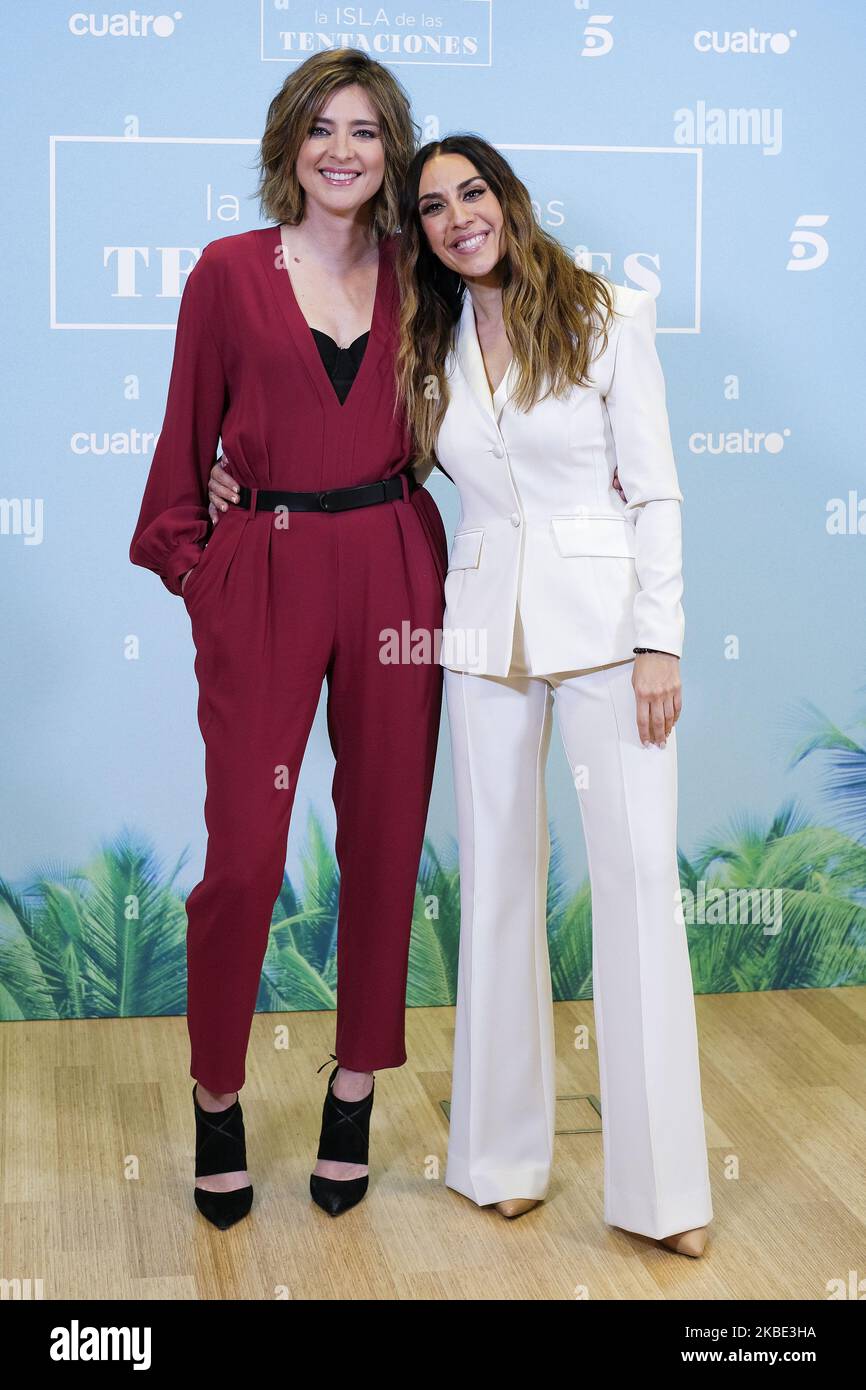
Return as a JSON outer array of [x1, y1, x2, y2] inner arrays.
[[580, 13, 614, 57], [787, 214, 829, 271]]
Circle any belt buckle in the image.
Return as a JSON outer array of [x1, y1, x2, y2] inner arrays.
[[321, 486, 358, 512]]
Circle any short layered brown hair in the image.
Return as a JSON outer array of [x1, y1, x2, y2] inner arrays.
[[256, 50, 419, 238]]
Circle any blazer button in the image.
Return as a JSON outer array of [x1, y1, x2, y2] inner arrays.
[[492, 444, 505, 458], [510, 513, 521, 527]]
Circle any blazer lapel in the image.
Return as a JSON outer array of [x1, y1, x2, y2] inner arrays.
[[493, 355, 518, 414], [454, 291, 500, 428]]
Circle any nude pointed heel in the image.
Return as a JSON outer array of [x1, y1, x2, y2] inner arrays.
[[495, 1198, 540, 1219], [659, 1225, 708, 1258]]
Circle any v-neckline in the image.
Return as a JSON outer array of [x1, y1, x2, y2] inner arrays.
[[477, 321, 513, 404], [269, 225, 387, 413], [457, 290, 515, 426], [490, 360, 513, 403]]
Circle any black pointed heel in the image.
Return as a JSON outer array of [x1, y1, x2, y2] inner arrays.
[[309, 1055, 375, 1217], [193, 1084, 254, 1230]]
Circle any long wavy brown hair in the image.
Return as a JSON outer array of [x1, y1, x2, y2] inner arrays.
[[256, 49, 419, 238], [395, 135, 617, 464]]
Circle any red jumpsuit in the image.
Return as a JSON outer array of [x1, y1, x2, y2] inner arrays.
[[130, 227, 447, 1093]]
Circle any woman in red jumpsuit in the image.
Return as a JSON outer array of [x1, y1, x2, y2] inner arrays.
[[129, 52, 447, 1228]]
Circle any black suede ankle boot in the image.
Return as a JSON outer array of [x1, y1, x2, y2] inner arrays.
[[309, 1057, 374, 1217], [193, 1084, 254, 1230]]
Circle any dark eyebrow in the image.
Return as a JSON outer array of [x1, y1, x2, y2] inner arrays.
[[311, 115, 381, 127], [418, 176, 484, 204]]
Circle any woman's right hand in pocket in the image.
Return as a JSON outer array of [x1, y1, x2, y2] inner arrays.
[[208, 452, 240, 524]]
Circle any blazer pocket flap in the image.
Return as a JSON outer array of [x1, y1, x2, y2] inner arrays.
[[448, 528, 484, 570], [551, 515, 636, 558]]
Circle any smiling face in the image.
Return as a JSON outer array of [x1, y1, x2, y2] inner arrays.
[[294, 82, 385, 217], [416, 152, 506, 283]]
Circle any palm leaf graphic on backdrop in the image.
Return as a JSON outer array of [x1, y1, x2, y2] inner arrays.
[[258, 808, 339, 1012], [3, 719, 866, 1021], [0, 830, 187, 1021], [406, 836, 461, 1006], [784, 694, 866, 843], [257, 810, 465, 1011], [548, 830, 594, 1002], [678, 801, 866, 993]]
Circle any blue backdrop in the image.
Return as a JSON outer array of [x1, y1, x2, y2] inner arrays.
[[3, 2, 864, 1010]]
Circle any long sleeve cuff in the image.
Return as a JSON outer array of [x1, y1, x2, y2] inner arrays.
[[128, 240, 227, 598], [631, 499, 685, 657], [162, 540, 206, 597], [602, 289, 686, 659]]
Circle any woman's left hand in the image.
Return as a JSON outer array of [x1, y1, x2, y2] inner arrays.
[[632, 652, 681, 747], [208, 452, 240, 524]]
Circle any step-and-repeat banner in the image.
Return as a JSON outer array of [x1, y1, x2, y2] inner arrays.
[[2, 2, 864, 1025]]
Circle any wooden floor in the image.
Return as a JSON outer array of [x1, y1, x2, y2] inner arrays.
[[2, 988, 864, 1300]]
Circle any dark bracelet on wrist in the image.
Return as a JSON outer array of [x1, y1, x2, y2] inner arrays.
[[633, 647, 679, 657]]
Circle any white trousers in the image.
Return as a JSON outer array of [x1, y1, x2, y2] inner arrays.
[[443, 614, 713, 1238]]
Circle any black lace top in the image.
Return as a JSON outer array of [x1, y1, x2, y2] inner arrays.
[[310, 329, 370, 405]]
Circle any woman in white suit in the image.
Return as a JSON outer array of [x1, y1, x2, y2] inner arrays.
[[393, 135, 713, 1257]]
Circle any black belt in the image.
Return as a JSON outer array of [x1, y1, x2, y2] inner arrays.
[[236, 469, 418, 514]]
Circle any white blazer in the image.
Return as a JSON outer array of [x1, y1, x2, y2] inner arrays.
[[434, 282, 685, 676]]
